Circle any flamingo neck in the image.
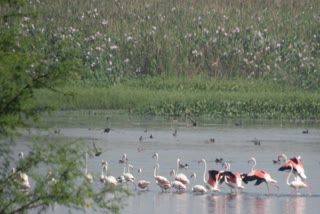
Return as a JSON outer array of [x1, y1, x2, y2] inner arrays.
[[153, 166, 157, 177], [202, 160, 207, 185], [85, 152, 88, 174], [251, 159, 256, 172], [156, 163, 160, 176], [192, 174, 196, 186], [176, 159, 180, 173]]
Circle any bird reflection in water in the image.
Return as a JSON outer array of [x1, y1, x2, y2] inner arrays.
[[207, 194, 244, 214], [286, 196, 306, 214]]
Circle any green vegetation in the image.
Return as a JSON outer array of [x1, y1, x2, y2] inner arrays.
[[20, 0, 319, 119], [27, 0, 320, 89], [1, 0, 319, 213], [34, 77, 320, 119], [1, 1, 128, 213]]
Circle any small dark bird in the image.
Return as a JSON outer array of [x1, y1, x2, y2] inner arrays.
[[149, 134, 153, 139], [209, 138, 215, 143], [302, 129, 308, 134], [189, 117, 197, 126], [215, 158, 224, 163], [173, 129, 177, 137], [234, 121, 242, 126], [54, 129, 60, 134], [252, 138, 261, 146], [273, 159, 281, 164], [104, 128, 111, 133], [179, 163, 189, 169], [139, 136, 143, 142], [92, 143, 102, 156]]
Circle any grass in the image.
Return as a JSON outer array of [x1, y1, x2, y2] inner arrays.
[[34, 77, 320, 119], [7, 0, 320, 118], [16, 0, 320, 90]]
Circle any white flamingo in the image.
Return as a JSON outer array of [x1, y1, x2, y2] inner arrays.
[[14, 152, 31, 191], [190, 173, 207, 194], [137, 168, 150, 191], [174, 159, 190, 184], [287, 163, 311, 195], [101, 160, 118, 186], [198, 159, 221, 193], [84, 152, 93, 183], [123, 160, 136, 189], [170, 169, 187, 192]]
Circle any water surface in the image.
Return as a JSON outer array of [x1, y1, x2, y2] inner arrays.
[[21, 111, 320, 213]]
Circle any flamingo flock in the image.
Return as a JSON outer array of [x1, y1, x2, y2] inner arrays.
[[98, 153, 311, 195], [14, 150, 312, 196]]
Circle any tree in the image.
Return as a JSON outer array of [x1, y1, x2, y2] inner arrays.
[[0, 1, 129, 213]]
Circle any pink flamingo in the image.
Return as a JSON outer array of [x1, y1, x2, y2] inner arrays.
[[137, 168, 150, 191], [198, 159, 221, 193], [242, 157, 279, 194], [174, 158, 190, 184], [154, 164, 171, 191], [286, 163, 311, 195], [221, 162, 244, 193], [278, 154, 307, 180], [170, 169, 187, 192], [152, 153, 170, 185]]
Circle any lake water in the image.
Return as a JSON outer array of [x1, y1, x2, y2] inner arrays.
[[20, 111, 320, 213]]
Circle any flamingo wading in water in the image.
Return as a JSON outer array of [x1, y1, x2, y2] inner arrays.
[[170, 169, 187, 193], [221, 162, 244, 193], [137, 168, 150, 191], [84, 152, 93, 183], [278, 154, 307, 180], [198, 159, 221, 193], [286, 163, 311, 195], [190, 173, 207, 194], [242, 157, 279, 194], [174, 159, 190, 184]]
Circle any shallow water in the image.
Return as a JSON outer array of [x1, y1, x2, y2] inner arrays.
[[20, 111, 320, 213]]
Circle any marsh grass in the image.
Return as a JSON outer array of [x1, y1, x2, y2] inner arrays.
[[21, 0, 320, 89], [34, 78, 320, 119], [8, 0, 320, 118]]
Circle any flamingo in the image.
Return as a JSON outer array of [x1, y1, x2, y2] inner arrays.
[[170, 170, 187, 192], [101, 160, 118, 186], [11, 168, 31, 192], [242, 157, 279, 194], [278, 154, 307, 180], [174, 159, 190, 184], [137, 168, 150, 191], [286, 163, 311, 195], [122, 161, 136, 189], [46, 170, 58, 185], [154, 164, 171, 191], [119, 153, 128, 164], [84, 152, 93, 183], [198, 159, 221, 193], [221, 162, 244, 193], [15, 152, 31, 191], [152, 153, 170, 184], [190, 173, 207, 194]]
